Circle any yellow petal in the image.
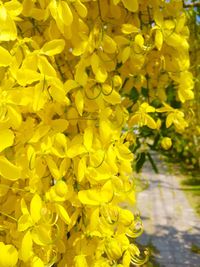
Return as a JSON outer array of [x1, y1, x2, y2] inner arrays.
[[106, 145, 118, 174], [58, 1, 73, 26], [103, 89, 121, 105], [5, 0, 23, 18], [27, 145, 36, 170], [32, 82, 47, 112], [156, 103, 173, 113], [121, 46, 131, 63], [0, 6, 17, 41], [64, 79, 79, 94], [7, 105, 22, 129], [114, 36, 129, 46], [102, 34, 117, 54], [6, 244, 18, 266], [29, 125, 50, 143], [121, 24, 138, 34], [31, 256, 44, 267], [75, 62, 88, 86], [161, 137, 172, 150], [128, 114, 140, 127], [21, 198, 29, 215], [59, 158, 70, 177], [83, 127, 93, 151], [0, 156, 21, 180], [74, 255, 88, 267], [154, 8, 163, 27], [55, 203, 71, 224], [74, 0, 87, 18], [140, 102, 155, 113], [122, 0, 138, 12], [41, 39, 65, 56], [123, 250, 131, 266], [78, 180, 114, 206], [51, 119, 69, 133], [0, 129, 14, 152], [166, 113, 174, 128], [72, 40, 88, 56], [30, 194, 42, 223], [78, 189, 99, 206], [67, 144, 86, 158], [0, 243, 18, 267], [178, 89, 194, 102], [75, 90, 84, 116], [155, 29, 163, 50], [38, 56, 57, 77], [119, 209, 134, 226], [96, 67, 108, 83], [146, 114, 157, 129], [22, 0, 34, 16], [51, 132, 68, 157], [165, 33, 188, 50], [0, 46, 12, 66], [31, 224, 52, 246], [99, 119, 112, 144], [49, 82, 70, 104], [18, 214, 33, 232], [55, 180, 68, 197], [91, 53, 100, 74], [21, 54, 37, 71], [77, 156, 86, 182], [16, 69, 42, 86], [113, 0, 121, 4], [46, 157, 61, 180], [135, 34, 144, 48], [117, 143, 133, 161], [105, 238, 122, 260], [20, 231, 33, 262]]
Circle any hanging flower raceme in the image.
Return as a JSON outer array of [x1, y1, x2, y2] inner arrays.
[[0, 0, 193, 266]]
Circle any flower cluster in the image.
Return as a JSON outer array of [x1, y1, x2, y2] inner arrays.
[[0, 0, 192, 266]]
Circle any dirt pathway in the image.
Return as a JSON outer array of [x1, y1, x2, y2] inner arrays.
[[136, 154, 200, 267]]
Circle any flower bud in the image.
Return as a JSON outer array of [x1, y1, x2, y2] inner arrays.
[[105, 238, 122, 260], [119, 209, 134, 226], [74, 255, 88, 267], [161, 137, 172, 150], [55, 180, 68, 197], [156, 119, 161, 130], [0, 242, 18, 267], [113, 75, 122, 89]]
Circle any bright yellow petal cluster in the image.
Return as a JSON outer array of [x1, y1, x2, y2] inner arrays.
[[0, 0, 193, 266]]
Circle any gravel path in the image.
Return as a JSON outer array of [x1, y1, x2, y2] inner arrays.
[[136, 154, 200, 267]]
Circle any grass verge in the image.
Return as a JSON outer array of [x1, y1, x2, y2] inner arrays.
[[179, 174, 200, 217]]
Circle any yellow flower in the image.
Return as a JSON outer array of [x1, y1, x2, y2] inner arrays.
[[105, 238, 122, 260], [0, 0, 193, 266], [129, 103, 157, 129], [0, 242, 18, 267], [161, 137, 172, 150]]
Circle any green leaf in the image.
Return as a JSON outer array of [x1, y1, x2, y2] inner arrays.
[[150, 99, 162, 108], [141, 87, 149, 98], [130, 87, 139, 102], [147, 153, 159, 174], [135, 152, 146, 172]]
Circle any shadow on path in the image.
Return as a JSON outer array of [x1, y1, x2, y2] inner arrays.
[[136, 153, 200, 267], [137, 224, 200, 267]]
